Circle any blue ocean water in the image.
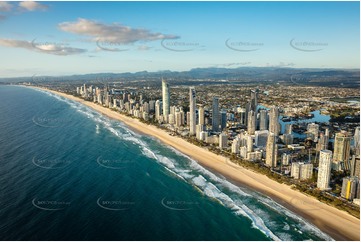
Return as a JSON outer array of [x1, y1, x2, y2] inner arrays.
[[0, 86, 333, 241]]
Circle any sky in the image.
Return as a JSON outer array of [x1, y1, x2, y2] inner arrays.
[[0, 1, 360, 77]]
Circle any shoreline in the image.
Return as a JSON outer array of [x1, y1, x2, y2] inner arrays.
[[33, 86, 359, 241]]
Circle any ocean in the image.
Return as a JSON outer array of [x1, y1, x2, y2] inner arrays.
[[0, 86, 333, 241]]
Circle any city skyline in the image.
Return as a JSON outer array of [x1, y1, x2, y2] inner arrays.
[[0, 1, 360, 78]]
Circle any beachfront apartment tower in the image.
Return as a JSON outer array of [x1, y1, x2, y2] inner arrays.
[[266, 132, 278, 168], [189, 87, 196, 135], [247, 110, 256, 135], [317, 150, 333, 190], [333, 131, 352, 171], [155, 100, 162, 121], [198, 105, 205, 125], [162, 78, 170, 123], [269, 106, 280, 135], [341, 177, 359, 201], [212, 97, 220, 132]]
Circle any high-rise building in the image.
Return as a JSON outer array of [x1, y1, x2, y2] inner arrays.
[[239, 108, 246, 125], [219, 133, 228, 149], [220, 110, 227, 131], [282, 134, 293, 145], [269, 106, 280, 135], [250, 89, 258, 113], [149, 100, 155, 112], [83, 84, 88, 97], [231, 138, 240, 154], [168, 114, 175, 124], [350, 155, 360, 177], [333, 131, 352, 170], [341, 177, 359, 200], [317, 150, 333, 190], [307, 123, 319, 142], [259, 109, 268, 131], [291, 162, 313, 180], [240, 146, 247, 159], [155, 100, 162, 121], [266, 132, 278, 168], [212, 97, 220, 132], [247, 110, 256, 135], [175, 109, 185, 128], [186, 112, 190, 127], [198, 105, 205, 125], [162, 78, 170, 123], [285, 123, 293, 135], [189, 87, 196, 135], [317, 129, 329, 151], [354, 127, 360, 156], [246, 134, 253, 152], [255, 130, 269, 148], [282, 153, 290, 166]]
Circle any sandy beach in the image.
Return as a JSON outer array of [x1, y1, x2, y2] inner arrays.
[[35, 87, 359, 241]]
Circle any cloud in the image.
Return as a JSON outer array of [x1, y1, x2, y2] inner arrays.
[[212, 62, 252, 68], [0, 15, 7, 21], [137, 45, 152, 51], [0, 38, 33, 49], [58, 18, 179, 44], [19, 1, 48, 11], [0, 38, 87, 55], [0, 2, 12, 11]]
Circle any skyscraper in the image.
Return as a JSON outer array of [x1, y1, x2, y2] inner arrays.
[[317, 128, 329, 151], [269, 106, 280, 135], [354, 127, 360, 156], [219, 133, 228, 149], [285, 123, 293, 135], [333, 131, 352, 170], [239, 108, 246, 125], [350, 155, 360, 177], [162, 78, 170, 123], [212, 97, 220, 132], [317, 150, 333, 190], [220, 110, 227, 131], [266, 132, 277, 168], [307, 123, 319, 142], [155, 100, 162, 121], [255, 130, 269, 148], [259, 109, 268, 131], [247, 110, 256, 135], [250, 89, 258, 113], [231, 138, 240, 154], [189, 87, 196, 135], [198, 104, 205, 125], [341, 177, 359, 200]]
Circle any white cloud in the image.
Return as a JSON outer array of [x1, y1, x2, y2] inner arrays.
[[19, 1, 48, 11], [0, 38, 87, 56], [137, 45, 152, 51], [0, 2, 12, 11], [0, 39, 33, 49], [58, 18, 179, 44]]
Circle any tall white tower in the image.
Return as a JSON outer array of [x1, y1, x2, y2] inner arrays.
[[317, 150, 333, 190], [162, 78, 170, 122], [266, 132, 277, 168], [189, 87, 196, 135]]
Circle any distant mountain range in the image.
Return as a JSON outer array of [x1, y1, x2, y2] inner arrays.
[[1, 67, 359, 88]]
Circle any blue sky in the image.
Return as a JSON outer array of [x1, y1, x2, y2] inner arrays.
[[0, 1, 359, 77]]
